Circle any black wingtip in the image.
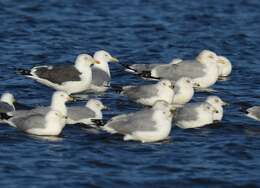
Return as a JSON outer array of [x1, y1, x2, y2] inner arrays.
[[109, 84, 123, 93], [0, 113, 12, 120], [16, 68, 31, 76], [239, 107, 248, 114], [138, 71, 160, 80], [91, 119, 105, 127], [118, 63, 138, 73]]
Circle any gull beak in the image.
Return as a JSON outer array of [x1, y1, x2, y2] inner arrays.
[[95, 60, 101, 64], [170, 109, 176, 114], [222, 101, 228, 106], [110, 56, 119, 63], [68, 95, 75, 101], [103, 105, 108, 110], [217, 59, 226, 64], [170, 106, 176, 114], [193, 82, 200, 88]]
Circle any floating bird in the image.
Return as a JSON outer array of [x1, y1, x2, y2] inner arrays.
[[118, 80, 174, 106], [1, 91, 72, 136], [3, 110, 67, 136], [217, 56, 232, 77], [88, 50, 119, 92], [140, 50, 221, 88], [17, 54, 98, 94], [98, 100, 175, 143], [206, 96, 227, 121], [66, 99, 107, 126], [174, 101, 218, 129], [7, 91, 72, 119]]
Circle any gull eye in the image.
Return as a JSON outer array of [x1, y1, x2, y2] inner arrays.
[[187, 80, 191, 83], [207, 106, 210, 110], [215, 99, 219, 103]]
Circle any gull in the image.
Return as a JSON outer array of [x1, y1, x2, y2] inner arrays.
[[7, 91, 72, 119], [1, 91, 72, 136], [174, 101, 218, 129], [4, 110, 67, 136], [17, 54, 98, 94], [206, 96, 227, 121], [140, 50, 221, 88], [119, 80, 174, 106], [88, 50, 119, 92], [66, 99, 107, 126], [99, 100, 175, 143]]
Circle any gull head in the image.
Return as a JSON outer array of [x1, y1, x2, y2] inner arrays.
[[196, 50, 218, 64], [202, 103, 219, 115], [176, 77, 194, 87], [158, 79, 173, 89], [52, 91, 73, 103], [94, 50, 119, 64], [217, 56, 232, 76], [86, 99, 107, 110], [153, 100, 175, 119], [1, 92, 15, 105], [75, 54, 99, 67], [206, 96, 227, 107]]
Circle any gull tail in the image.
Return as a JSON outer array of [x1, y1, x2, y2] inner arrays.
[[91, 119, 105, 128], [118, 63, 138, 73], [239, 107, 248, 114], [109, 84, 123, 93], [16, 68, 32, 76], [138, 71, 161, 80], [0, 113, 12, 120]]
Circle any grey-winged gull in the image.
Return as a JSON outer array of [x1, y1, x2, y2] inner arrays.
[[3, 110, 67, 136], [17, 54, 98, 94], [172, 77, 197, 105], [206, 96, 227, 121], [174, 101, 218, 129], [217, 56, 232, 77], [87, 50, 119, 92], [66, 99, 107, 126], [140, 50, 220, 88], [120, 80, 174, 106], [99, 100, 175, 143], [7, 91, 72, 120]]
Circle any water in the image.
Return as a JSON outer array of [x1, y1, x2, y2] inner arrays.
[[0, 0, 260, 187]]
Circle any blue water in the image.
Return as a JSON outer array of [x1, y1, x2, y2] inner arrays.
[[1, 0, 260, 187]]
